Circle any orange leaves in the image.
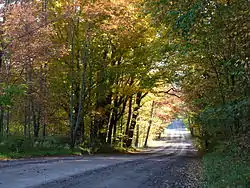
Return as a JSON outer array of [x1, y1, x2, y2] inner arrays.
[[155, 113, 171, 122], [153, 93, 185, 123], [85, 0, 137, 31]]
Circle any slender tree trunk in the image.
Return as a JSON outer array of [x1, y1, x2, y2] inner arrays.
[[33, 107, 39, 138], [125, 92, 142, 148], [124, 95, 133, 147], [107, 113, 115, 144], [93, 48, 110, 145], [144, 101, 155, 148], [101, 93, 112, 143], [90, 114, 96, 143], [107, 95, 118, 144], [72, 25, 89, 148], [42, 123, 46, 137], [112, 119, 117, 144], [27, 64, 33, 139], [73, 49, 83, 144], [125, 95, 133, 136], [81, 120, 85, 143], [120, 115, 123, 147], [27, 103, 31, 138], [0, 107, 4, 136], [88, 63, 94, 143], [73, 83, 80, 143], [108, 96, 127, 145], [24, 105, 27, 137], [6, 108, 9, 136], [135, 123, 139, 147], [0, 50, 3, 78], [42, 63, 47, 138], [158, 132, 161, 139]]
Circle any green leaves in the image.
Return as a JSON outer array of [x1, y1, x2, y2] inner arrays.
[[174, 1, 202, 38], [0, 84, 26, 107]]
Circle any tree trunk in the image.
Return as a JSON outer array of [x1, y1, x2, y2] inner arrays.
[[125, 95, 133, 136], [42, 63, 48, 138], [6, 108, 9, 136], [73, 83, 81, 143], [125, 92, 142, 148], [27, 103, 31, 138], [0, 50, 3, 76], [42, 123, 46, 137], [24, 106, 27, 137], [0, 107, 4, 136], [33, 110, 39, 138], [101, 93, 112, 143], [93, 46, 111, 144], [71, 27, 89, 148], [112, 114, 117, 145], [27, 65, 32, 139], [135, 123, 139, 147], [81, 119, 85, 143], [107, 113, 115, 145], [120, 115, 124, 147], [144, 101, 155, 148], [107, 95, 118, 145], [158, 132, 161, 139]]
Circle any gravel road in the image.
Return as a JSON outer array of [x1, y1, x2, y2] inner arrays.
[[0, 126, 202, 188]]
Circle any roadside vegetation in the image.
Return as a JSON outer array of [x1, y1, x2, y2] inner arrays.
[[0, 0, 249, 187], [145, 0, 249, 187]]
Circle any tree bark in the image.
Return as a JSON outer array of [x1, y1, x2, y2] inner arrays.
[[27, 63, 32, 139], [0, 107, 4, 136], [135, 123, 139, 147], [125, 95, 133, 136], [144, 101, 155, 148], [6, 108, 9, 136], [93, 48, 110, 145], [71, 25, 89, 148], [125, 92, 142, 148], [107, 96, 117, 144]]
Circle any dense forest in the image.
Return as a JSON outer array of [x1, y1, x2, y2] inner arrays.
[[0, 0, 249, 187]]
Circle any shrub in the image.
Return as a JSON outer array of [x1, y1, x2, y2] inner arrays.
[[0, 136, 33, 152], [202, 144, 250, 188]]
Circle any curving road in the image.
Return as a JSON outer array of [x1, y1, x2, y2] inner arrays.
[[0, 126, 201, 188]]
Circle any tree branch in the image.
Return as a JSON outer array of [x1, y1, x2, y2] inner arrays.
[[151, 88, 181, 98]]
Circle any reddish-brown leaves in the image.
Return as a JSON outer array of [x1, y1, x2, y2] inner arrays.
[[3, 2, 65, 69]]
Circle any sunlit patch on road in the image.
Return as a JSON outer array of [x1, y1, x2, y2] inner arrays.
[[147, 119, 197, 156]]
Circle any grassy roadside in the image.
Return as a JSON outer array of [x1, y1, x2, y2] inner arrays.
[[0, 147, 140, 160], [202, 151, 250, 188], [0, 135, 141, 160], [0, 149, 82, 160], [200, 140, 250, 188], [0, 136, 82, 160]]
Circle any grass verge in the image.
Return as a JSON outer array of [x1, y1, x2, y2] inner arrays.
[[202, 142, 250, 188], [0, 148, 81, 160]]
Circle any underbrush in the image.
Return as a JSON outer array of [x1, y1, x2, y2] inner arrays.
[[0, 136, 81, 159], [202, 140, 250, 188], [79, 141, 135, 155], [0, 136, 135, 159], [191, 99, 250, 187]]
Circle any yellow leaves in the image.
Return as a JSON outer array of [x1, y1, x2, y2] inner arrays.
[[116, 85, 139, 96], [47, 0, 154, 50], [54, 1, 62, 8]]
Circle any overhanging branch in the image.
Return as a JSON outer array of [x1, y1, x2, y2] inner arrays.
[[151, 88, 181, 98]]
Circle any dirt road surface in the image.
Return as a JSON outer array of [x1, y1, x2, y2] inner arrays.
[[0, 126, 202, 188]]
